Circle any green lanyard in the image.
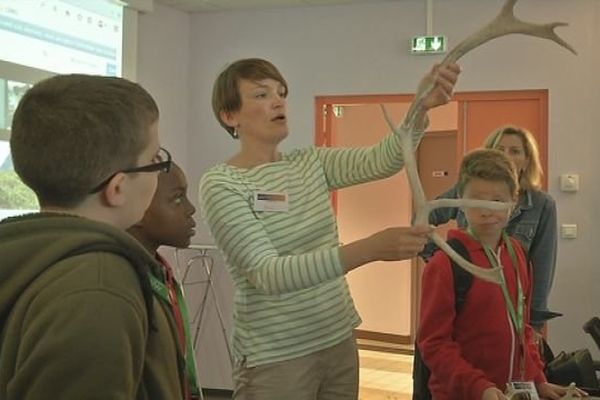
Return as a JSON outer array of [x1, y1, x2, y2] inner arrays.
[[148, 273, 200, 396], [470, 230, 526, 379]]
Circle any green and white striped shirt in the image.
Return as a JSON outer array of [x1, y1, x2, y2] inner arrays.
[[199, 128, 421, 367]]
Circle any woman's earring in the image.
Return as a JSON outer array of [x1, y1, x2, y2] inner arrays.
[[231, 127, 239, 139]]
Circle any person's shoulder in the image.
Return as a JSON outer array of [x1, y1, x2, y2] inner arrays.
[[426, 242, 456, 272], [428, 248, 451, 267], [428, 230, 477, 268], [0, 214, 153, 313], [57, 251, 145, 289], [31, 251, 148, 315], [201, 163, 234, 179], [528, 189, 555, 204], [285, 146, 318, 162], [525, 190, 556, 216], [199, 163, 240, 189], [423, 249, 454, 289], [445, 229, 475, 251]]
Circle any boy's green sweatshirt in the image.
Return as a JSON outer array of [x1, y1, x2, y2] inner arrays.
[[0, 213, 185, 400]]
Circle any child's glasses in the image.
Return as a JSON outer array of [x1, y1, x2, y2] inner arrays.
[[89, 147, 172, 193]]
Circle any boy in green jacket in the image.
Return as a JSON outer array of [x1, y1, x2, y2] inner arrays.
[[0, 74, 186, 399]]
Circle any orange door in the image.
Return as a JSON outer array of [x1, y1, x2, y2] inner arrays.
[[457, 90, 548, 188], [414, 131, 460, 325], [315, 89, 548, 343], [328, 101, 415, 338]]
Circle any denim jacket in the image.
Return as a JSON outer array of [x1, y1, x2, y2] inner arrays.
[[422, 185, 558, 329]]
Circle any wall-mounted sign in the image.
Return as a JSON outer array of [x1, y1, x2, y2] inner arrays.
[[411, 35, 447, 54]]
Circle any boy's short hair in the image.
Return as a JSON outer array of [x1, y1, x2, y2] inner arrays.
[[212, 58, 288, 137], [483, 125, 543, 192], [457, 148, 519, 198], [10, 74, 159, 208]]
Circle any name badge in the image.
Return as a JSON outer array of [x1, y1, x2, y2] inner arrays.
[[253, 191, 289, 212], [506, 382, 539, 400]]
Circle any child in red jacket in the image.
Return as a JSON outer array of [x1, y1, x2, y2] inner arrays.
[[418, 149, 577, 400]]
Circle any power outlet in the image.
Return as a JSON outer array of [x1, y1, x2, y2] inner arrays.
[[561, 224, 577, 239], [560, 174, 579, 192]]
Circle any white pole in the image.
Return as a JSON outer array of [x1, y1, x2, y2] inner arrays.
[[426, 0, 433, 36]]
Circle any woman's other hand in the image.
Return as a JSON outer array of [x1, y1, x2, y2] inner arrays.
[[341, 225, 432, 272]]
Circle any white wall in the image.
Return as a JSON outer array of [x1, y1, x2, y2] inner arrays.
[[138, 0, 600, 375], [137, 4, 237, 390], [137, 2, 191, 169]]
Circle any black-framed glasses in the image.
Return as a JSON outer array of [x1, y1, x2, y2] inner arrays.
[[89, 147, 172, 193]]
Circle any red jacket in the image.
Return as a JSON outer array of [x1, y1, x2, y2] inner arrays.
[[418, 229, 546, 400]]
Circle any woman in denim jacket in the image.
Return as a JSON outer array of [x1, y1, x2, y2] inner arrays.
[[422, 125, 557, 332]]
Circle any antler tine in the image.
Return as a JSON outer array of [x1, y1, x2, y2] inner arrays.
[[380, 104, 400, 135], [517, 21, 576, 55], [442, 0, 576, 66], [501, 0, 518, 15], [431, 232, 503, 284]]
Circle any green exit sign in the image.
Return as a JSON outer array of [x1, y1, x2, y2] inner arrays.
[[411, 35, 447, 54]]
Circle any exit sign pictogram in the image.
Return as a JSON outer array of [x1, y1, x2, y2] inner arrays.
[[411, 35, 447, 54]]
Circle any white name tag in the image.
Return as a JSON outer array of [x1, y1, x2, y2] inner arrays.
[[506, 382, 539, 400], [253, 191, 289, 212]]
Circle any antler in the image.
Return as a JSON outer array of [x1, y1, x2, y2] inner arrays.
[[404, 0, 575, 131], [385, 0, 576, 284]]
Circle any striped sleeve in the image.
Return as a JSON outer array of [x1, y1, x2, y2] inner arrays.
[[199, 170, 344, 295], [316, 122, 427, 190]]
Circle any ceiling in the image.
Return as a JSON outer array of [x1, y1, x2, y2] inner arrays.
[[154, 0, 398, 13]]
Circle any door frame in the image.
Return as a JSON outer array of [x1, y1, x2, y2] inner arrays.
[[315, 89, 548, 342]]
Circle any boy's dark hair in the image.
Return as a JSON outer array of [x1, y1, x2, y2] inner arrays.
[[456, 148, 518, 198], [10, 74, 159, 208], [212, 58, 288, 138]]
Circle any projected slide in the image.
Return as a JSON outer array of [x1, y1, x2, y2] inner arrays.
[[0, 0, 123, 76], [0, 78, 36, 219], [0, 0, 124, 218], [0, 141, 37, 220], [0, 79, 30, 131]]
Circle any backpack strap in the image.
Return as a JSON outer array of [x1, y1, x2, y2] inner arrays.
[[446, 238, 473, 313]]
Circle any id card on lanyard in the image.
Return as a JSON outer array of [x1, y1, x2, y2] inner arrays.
[[506, 381, 540, 399], [471, 230, 527, 381], [148, 260, 200, 399]]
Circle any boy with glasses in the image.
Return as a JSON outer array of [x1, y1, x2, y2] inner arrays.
[[0, 74, 186, 399]]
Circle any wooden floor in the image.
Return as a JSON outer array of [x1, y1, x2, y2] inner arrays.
[[359, 349, 414, 400]]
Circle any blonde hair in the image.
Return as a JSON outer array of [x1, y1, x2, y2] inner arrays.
[[483, 125, 543, 191], [457, 149, 519, 199]]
